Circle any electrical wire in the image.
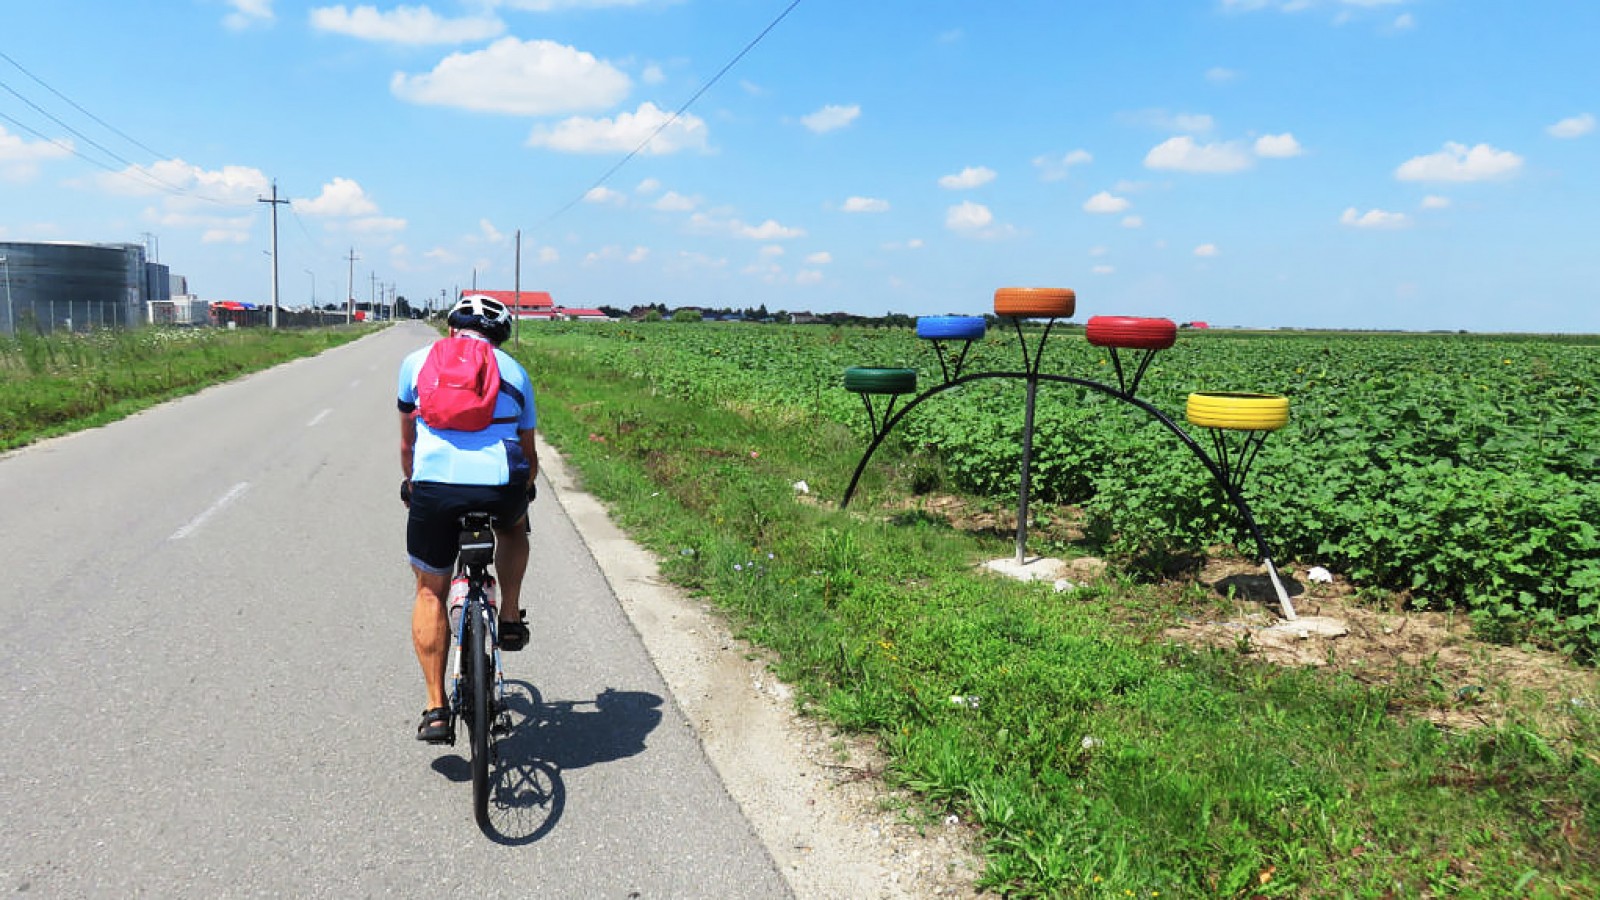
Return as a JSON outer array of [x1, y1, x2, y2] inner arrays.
[[534, 0, 804, 231], [0, 49, 175, 163]]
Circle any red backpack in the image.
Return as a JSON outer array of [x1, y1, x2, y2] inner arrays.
[[416, 336, 504, 431]]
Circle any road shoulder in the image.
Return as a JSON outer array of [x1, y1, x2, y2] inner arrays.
[[536, 434, 983, 899]]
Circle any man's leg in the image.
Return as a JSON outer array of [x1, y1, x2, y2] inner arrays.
[[411, 567, 451, 710], [494, 520, 529, 622]]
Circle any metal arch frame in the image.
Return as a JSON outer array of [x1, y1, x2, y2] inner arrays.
[[839, 331, 1298, 619]]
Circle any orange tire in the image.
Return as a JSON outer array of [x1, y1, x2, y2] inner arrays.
[[1185, 392, 1290, 431], [993, 287, 1076, 319]]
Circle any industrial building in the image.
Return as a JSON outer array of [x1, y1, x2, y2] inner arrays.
[[0, 240, 172, 336]]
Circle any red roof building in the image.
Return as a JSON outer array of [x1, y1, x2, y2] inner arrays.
[[460, 289, 554, 317]]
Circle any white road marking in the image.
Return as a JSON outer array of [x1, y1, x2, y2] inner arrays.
[[307, 409, 332, 427], [170, 482, 251, 541]]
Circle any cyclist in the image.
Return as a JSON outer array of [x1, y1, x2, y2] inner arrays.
[[397, 294, 537, 743]]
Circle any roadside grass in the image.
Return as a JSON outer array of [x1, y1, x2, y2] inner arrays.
[[0, 325, 375, 451], [515, 330, 1599, 898]]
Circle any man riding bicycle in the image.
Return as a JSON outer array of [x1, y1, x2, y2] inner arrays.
[[397, 294, 537, 743]]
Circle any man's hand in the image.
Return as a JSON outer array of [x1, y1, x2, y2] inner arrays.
[[400, 478, 412, 507]]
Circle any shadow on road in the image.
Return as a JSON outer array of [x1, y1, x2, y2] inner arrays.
[[431, 682, 664, 845]]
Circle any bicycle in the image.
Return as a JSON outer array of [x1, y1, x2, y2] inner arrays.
[[447, 510, 512, 829]]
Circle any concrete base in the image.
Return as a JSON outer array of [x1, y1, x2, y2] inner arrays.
[[1263, 616, 1349, 639], [981, 557, 1082, 593]]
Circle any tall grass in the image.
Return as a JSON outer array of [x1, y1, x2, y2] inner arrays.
[[513, 324, 1599, 898], [0, 325, 373, 451]]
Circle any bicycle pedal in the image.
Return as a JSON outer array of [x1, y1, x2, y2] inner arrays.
[[493, 716, 512, 735]]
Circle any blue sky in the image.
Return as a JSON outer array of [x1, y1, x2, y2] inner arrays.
[[2, 0, 1596, 331]]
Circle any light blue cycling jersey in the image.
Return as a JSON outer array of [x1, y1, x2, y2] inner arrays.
[[397, 334, 538, 486]]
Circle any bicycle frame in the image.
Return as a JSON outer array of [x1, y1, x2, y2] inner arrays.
[[447, 513, 508, 741]]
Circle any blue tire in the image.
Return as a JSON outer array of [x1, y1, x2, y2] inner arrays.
[[916, 316, 987, 341]]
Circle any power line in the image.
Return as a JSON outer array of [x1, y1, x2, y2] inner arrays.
[[0, 65, 243, 206], [535, 0, 804, 231], [0, 48, 175, 163]]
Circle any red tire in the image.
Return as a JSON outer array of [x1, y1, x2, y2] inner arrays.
[[1085, 316, 1177, 350], [993, 287, 1075, 319]]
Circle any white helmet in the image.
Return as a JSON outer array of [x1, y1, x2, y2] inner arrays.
[[448, 294, 512, 344]]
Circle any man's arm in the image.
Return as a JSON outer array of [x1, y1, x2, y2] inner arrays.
[[400, 411, 418, 481], [519, 428, 539, 490]]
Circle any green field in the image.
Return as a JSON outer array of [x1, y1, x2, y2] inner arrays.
[[518, 321, 1600, 657], [513, 320, 1598, 897]]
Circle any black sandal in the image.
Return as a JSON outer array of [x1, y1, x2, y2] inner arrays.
[[499, 615, 530, 652], [416, 706, 453, 744]]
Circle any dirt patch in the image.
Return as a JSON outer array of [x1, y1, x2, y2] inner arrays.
[[899, 493, 1598, 738], [1167, 557, 1598, 736]]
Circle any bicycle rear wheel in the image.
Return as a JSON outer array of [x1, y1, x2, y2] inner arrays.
[[465, 601, 492, 829]]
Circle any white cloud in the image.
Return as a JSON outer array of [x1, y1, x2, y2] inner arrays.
[[536, 247, 560, 264], [95, 158, 268, 206], [945, 201, 993, 231], [293, 177, 378, 217], [690, 212, 805, 240], [841, 196, 889, 213], [806, 251, 832, 264], [1121, 215, 1144, 228], [635, 177, 661, 194], [1395, 142, 1522, 182], [1547, 113, 1596, 139], [1340, 206, 1410, 228], [1033, 149, 1093, 181], [583, 186, 627, 206], [1089, 245, 1109, 257], [310, 5, 504, 44], [758, 245, 785, 259], [478, 219, 503, 243], [800, 104, 860, 134], [1206, 66, 1239, 83], [392, 37, 629, 115], [1145, 136, 1253, 172], [528, 102, 709, 155], [498, 0, 654, 9], [1194, 243, 1219, 257], [1092, 265, 1115, 275], [1421, 195, 1450, 209], [345, 216, 407, 234], [224, 0, 274, 31], [641, 64, 665, 85], [627, 246, 649, 263], [1254, 133, 1303, 158], [939, 166, 996, 190], [795, 270, 824, 285], [0, 126, 72, 180], [1390, 12, 1415, 30], [653, 190, 698, 212], [1083, 191, 1131, 213], [1122, 109, 1215, 133], [737, 219, 805, 240]]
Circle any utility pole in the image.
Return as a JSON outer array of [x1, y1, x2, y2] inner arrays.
[[370, 271, 378, 321], [344, 248, 359, 325], [257, 180, 289, 329], [514, 229, 521, 346]]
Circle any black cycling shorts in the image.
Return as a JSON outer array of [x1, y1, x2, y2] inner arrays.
[[406, 481, 529, 576]]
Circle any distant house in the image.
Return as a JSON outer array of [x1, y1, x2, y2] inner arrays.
[[1184, 321, 1211, 330], [460, 289, 555, 318]]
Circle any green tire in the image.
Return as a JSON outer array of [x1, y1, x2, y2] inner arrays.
[[844, 367, 918, 395]]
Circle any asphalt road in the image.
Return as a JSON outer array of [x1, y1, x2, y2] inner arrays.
[[0, 322, 791, 898]]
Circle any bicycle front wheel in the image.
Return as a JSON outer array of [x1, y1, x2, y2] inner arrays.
[[465, 603, 492, 830]]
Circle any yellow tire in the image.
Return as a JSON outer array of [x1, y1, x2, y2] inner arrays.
[[1185, 392, 1290, 431], [993, 287, 1076, 319]]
